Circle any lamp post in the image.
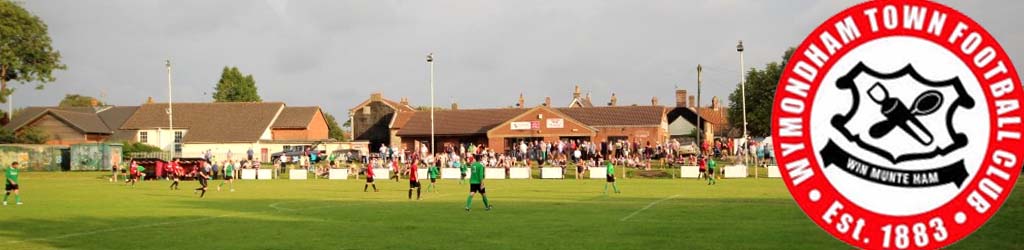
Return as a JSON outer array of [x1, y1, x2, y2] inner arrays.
[[427, 53, 435, 155]]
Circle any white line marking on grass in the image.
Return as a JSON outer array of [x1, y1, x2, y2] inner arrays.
[[619, 195, 681, 222], [269, 201, 300, 212], [7, 213, 238, 245]]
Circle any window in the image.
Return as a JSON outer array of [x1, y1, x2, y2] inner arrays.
[[174, 131, 183, 154], [139, 132, 148, 143], [362, 106, 371, 115]]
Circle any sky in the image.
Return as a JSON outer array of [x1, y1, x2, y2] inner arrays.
[[14, 0, 1024, 119]]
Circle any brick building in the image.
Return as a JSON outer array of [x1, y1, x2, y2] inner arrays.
[[348, 92, 414, 152], [352, 86, 729, 154]]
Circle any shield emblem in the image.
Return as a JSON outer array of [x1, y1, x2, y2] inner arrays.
[[830, 62, 975, 164]]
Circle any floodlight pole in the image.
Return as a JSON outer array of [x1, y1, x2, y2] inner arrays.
[[739, 40, 754, 178], [427, 53, 435, 155], [696, 64, 702, 157], [166, 60, 174, 156]]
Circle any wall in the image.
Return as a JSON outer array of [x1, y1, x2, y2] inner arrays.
[[70, 143, 123, 171], [271, 110, 330, 141], [400, 135, 488, 155], [351, 101, 397, 151], [182, 143, 257, 162], [668, 116, 697, 137], [136, 129, 187, 152], [0, 145, 66, 171], [23, 114, 91, 145], [182, 141, 366, 163], [593, 126, 666, 145], [487, 108, 596, 152]]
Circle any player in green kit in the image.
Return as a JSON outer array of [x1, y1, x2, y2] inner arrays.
[[464, 156, 492, 211], [604, 160, 620, 194], [136, 164, 146, 183], [707, 157, 717, 185], [427, 162, 439, 193], [4, 162, 22, 206], [457, 159, 467, 184], [219, 160, 235, 192]]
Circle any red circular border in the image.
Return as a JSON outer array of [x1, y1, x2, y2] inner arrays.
[[772, 1, 1022, 249]]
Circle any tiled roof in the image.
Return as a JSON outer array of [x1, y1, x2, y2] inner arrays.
[[4, 106, 139, 136], [569, 97, 594, 108], [272, 106, 320, 129], [4, 107, 50, 131], [389, 111, 414, 129], [697, 107, 729, 126], [49, 109, 111, 134], [382, 99, 415, 112], [99, 106, 140, 142], [121, 102, 284, 143], [349, 96, 414, 113], [555, 106, 666, 126], [395, 108, 527, 136]]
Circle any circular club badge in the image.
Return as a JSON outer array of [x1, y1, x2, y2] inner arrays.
[[772, 1, 1022, 249]]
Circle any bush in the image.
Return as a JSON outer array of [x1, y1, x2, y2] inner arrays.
[[16, 126, 49, 144], [121, 141, 163, 158]]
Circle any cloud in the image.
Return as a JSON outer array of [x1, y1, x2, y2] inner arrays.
[[14, 0, 1023, 120]]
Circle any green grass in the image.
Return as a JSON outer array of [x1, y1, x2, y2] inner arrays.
[[0, 172, 1021, 250]]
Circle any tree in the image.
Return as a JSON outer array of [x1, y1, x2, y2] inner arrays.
[[0, 127, 15, 143], [14, 126, 48, 144], [212, 66, 261, 102], [58, 94, 102, 107], [324, 113, 346, 141], [0, 1, 66, 104], [728, 47, 795, 137]]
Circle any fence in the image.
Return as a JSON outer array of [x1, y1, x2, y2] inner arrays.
[[0, 144, 68, 171]]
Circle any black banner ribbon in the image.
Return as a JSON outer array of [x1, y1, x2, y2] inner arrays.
[[820, 140, 968, 188]]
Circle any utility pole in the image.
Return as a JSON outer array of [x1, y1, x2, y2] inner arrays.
[[427, 53, 435, 155]]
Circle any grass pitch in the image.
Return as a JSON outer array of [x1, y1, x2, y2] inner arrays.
[[0, 172, 1021, 249]]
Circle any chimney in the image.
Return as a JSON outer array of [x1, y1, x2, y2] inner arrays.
[[609, 93, 618, 106], [712, 96, 721, 110], [652, 96, 659, 106], [146, 96, 155, 104], [544, 96, 551, 107], [573, 85, 581, 99], [90, 98, 99, 107], [688, 96, 696, 109], [675, 89, 687, 107], [451, 101, 458, 110], [370, 92, 383, 102], [400, 97, 409, 106], [517, 93, 525, 108]]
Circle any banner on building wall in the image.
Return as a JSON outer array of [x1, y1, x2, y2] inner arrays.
[[510, 122, 532, 130], [546, 118, 564, 129]]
